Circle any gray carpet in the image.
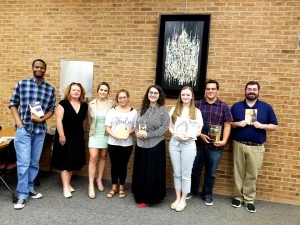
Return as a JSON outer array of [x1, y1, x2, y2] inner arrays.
[[0, 171, 299, 225]]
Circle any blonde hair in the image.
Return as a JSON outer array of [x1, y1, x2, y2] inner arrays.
[[171, 86, 196, 124], [64, 82, 86, 103]]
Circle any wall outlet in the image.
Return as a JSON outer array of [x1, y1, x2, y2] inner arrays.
[[297, 36, 300, 49]]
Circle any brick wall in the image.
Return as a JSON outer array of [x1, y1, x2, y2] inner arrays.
[[0, 0, 299, 205]]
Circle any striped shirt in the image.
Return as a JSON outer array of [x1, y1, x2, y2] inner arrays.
[[195, 98, 232, 150], [136, 105, 169, 148], [9, 77, 56, 134]]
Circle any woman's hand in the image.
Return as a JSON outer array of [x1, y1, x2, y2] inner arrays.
[[59, 136, 66, 146], [136, 131, 147, 139]]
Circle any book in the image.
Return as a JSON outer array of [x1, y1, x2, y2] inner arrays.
[[245, 109, 257, 125], [208, 124, 222, 143], [29, 102, 44, 118], [138, 123, 147, 134], [117, 124, 128, 139], [174, 119, 198, 139]]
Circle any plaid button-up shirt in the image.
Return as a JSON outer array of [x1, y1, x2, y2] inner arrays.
[[195, 98, 232, 150], [9, 77, 56, 134]]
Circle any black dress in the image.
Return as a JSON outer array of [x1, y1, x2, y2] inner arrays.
[[52, 99, 88, 171], [132, 140, 166, 204]]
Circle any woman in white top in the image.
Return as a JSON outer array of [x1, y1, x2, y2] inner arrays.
[[105, 89, 137, 199], [87, 82, 113, 199], [169, 86, 203, 212]]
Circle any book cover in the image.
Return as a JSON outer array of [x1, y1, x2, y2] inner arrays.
[[208, 124, 222, 142], [29, 102, 44, 118], [138, 123, 147, 134], [174, 119, 198, 139], [117, 124, 128, 139], [245, 109, 257, 125]]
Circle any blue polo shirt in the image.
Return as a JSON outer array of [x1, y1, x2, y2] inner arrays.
[[230, 99, 278, 144]]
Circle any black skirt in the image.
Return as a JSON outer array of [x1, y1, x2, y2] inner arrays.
[[131, 140, 166, 204]]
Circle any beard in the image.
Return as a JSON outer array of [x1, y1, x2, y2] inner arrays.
[[245, 93, 259, 101]]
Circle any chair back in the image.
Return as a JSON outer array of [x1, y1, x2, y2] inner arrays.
[[0, 139, 16, 169]]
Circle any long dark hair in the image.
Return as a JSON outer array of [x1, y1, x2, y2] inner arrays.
[[140, 85, 165, 116]]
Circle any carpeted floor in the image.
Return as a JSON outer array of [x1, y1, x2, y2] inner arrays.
[[0, 171, 299, 225]]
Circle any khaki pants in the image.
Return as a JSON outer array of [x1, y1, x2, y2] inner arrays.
[[232, 140, 265, 204]]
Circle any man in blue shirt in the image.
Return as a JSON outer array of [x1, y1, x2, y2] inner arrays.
[[189, 79, 232, 206], [230, 81, 278, 213], [9, 59, 56, 210]]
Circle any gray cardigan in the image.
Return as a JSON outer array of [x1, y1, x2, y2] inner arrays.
[[136, 105, 169, 148]]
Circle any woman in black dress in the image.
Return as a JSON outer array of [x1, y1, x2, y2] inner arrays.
[[132, 85, 169, 207], [52, 82, 88, 198]]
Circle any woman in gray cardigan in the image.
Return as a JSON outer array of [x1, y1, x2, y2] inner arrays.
[[132, 85, 169, 207]]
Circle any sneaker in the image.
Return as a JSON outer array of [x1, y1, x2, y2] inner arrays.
[[245, 203, 256, 213], [29, 191, 43, 199], [14, 199, 26, 210], [203, 197, 213, 206], [231, 199, 241, 208], [186, 193, 193, 200]]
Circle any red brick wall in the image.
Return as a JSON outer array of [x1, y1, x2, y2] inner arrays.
[[0, 0, 299, 205]]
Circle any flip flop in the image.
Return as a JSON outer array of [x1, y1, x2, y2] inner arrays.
[[106, 189, 117, 199]]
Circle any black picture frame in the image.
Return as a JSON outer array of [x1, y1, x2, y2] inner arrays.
[[155, 14, 211, 99]]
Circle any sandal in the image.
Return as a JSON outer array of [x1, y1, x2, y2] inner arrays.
[[119, 189, 127, 198], [106, 189, 117, 199]]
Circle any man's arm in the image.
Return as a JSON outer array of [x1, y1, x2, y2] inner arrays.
[[252, 122, 278, 131], [10, 106, 23, 128]]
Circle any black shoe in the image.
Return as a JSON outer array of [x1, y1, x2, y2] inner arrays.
[[29, 191, 43, 199], [14, 199, 26, 210], [186, 193, 193, 200], [245, 203, 256, 213], [231, 199, 241, 208], [203, 197, 213, 206]]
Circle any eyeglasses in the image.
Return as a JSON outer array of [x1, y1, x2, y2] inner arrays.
[[149, 91, 159, 95], [205, 88, 217, 91]]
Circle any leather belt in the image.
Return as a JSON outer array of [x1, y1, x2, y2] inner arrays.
[[238, 141, 263, 146]]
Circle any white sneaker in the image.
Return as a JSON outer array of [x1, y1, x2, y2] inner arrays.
[[29, 191, 43, 199], [14, 199, 26, 209]]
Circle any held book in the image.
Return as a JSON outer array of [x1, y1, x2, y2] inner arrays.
[[208, 124, 222, 142], [138, 123, 147, 134], [29, 102, 44, 118], [174, 119, 198, 139], [245, 109, 257, 125], [117, 124, 128, 139]]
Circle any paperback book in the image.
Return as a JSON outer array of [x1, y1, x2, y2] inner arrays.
[[245, 109, 257, 125], [208, 124, 222, 142], [29, 102, 44, 118], [117, 124, 128, 139], [174, 119, 198, 139]]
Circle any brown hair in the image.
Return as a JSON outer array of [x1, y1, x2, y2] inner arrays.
[[140, 85, 166, 116], [171, 86, 196, 124], [115, 89, 130, 103], [96, 81, 110, 93]]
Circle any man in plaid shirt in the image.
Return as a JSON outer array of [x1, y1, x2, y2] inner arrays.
[[9, 59, 56, 209], [188, 79, 232, 206]]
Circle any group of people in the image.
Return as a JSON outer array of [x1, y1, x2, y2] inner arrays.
[[9, 59, 278, 214]]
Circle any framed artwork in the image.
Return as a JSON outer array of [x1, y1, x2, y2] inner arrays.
[[155, 14, 211, 99]]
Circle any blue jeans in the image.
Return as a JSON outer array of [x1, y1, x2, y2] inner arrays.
[[191, 145, 222, 199], [14, 127, 45, 199], [169, 137, 196, 194]]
